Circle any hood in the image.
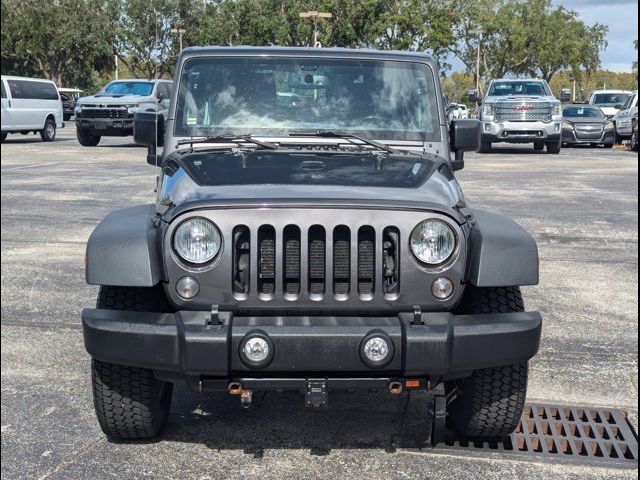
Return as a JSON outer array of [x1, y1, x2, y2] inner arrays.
[[485, 95, 557, 103], [597, 106, 620, 117], [564, 116, 608, 124], [157, 150, 465, 218], [77, 93, 151, 105]]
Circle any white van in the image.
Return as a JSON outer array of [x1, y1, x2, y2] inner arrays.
[[1, 75, 64, 143]]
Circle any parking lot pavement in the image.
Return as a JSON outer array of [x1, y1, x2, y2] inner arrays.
[[1, 128, 638, 479]]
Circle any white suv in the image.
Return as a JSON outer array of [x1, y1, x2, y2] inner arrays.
[[588, 90, 633, 119]]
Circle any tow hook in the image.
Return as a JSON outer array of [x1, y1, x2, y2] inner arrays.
[[228, 382, 253, 408], [388, 381, 403, 394]]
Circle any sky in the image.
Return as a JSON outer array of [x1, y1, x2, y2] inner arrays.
[[449, 0, 638, 73], [554, 0, 638, 72]]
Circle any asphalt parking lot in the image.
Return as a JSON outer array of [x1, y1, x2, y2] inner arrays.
[[1, 127, 638, 479]]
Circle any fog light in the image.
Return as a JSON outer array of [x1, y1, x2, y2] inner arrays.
[[176, 276, 199, 299], [360, 332, 394, 368], [432, 277, 454, 300], [239, 332, 275, 368]]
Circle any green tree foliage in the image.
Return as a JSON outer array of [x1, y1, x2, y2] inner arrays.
[[449, 0, 608, 91], [549, 71, 638, 103], [442, 71, 475, 104], [0, 0, 116, 89]]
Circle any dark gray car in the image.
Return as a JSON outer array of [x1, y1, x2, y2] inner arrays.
[[82, 47, 542, 443], [561, 105, 615, 148]]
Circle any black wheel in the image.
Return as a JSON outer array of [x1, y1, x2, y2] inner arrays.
[[77, 127, 101, 146], [40, 117, 56, 142], [447, 286, 529, 438], [1, 132, 6, 143], [478, 140, 492, 153], [631, 126, 638, 152], [91, 285, 173, 440], [533, 141, 544, 151], [604, 143, 614, 149], [546, 141, 561, 154]]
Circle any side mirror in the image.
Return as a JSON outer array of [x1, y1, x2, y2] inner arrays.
[[468, 89, 481, 105], [560, 89, 571, 102], [449, 119, 481, 171], [157, 91, 165, 102], [134, 111, 164, 165]]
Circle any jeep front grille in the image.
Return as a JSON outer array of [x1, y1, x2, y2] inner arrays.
[[233, 224, 398, 301], [495, 102, 551, 122]]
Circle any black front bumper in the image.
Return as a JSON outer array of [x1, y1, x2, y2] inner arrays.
[[82, 308, 542, 381], [75, 118, 134, 136]]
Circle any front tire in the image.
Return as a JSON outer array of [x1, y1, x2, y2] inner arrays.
[[448, 286, 529, 438], [40, 117, 56, 142], [91, 285, 173, 440], [77, 127, 101, 146], [1, 132, 7, 143], [631, 125, 638, 152], [533, 141, 545, 151], [478, 140, 492, 153], [546, 141, 561, 154], [92, 359, 172, 440]]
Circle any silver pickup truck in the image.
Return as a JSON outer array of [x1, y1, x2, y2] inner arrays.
[[74, 79, 173, 146], [470, 78, 565, 154]]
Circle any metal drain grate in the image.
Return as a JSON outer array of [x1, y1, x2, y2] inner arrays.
[[439, 403, 638, 467]]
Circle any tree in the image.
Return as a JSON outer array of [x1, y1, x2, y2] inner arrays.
[[449, 0, 608, 89], [114, 0, 198, 79], [442, 71, 475, 104], [1, 0, 116, 88]]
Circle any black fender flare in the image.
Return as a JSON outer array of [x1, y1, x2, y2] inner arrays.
[[85, 205, 162, 286], [466, 209, 539, 287]]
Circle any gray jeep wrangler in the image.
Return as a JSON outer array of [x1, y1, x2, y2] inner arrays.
[[82, 47, 542, 443]]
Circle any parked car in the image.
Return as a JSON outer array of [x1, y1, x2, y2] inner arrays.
[[1, 75, 64, 143], [470, 78, 565, 153], [612, 91, 638, 143], [587, 90, 633, 119], [456, 103, 469, 119], [561, 105, 615, 148], [59, 87, 83, 121], [82, 47, 541, 443], [74, 78, 173, 146]]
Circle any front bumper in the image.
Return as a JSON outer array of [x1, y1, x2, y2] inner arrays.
[[82, 308, 542, 382], [482, 120, 561, 144], [75, 117, 134, 136], [562, 128, 615, 145]]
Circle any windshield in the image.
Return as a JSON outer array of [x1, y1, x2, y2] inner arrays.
[[174, 57, 440, 141], [488, 81, 550, 96], [101, 81, 154, 96], [591, 93, 631, 107], [563, 106, 604, 118]]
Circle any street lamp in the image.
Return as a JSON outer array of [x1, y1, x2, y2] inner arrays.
[[170, 28, 186, 52], [299, 11, 332, 48], [469, 28, 484, 99]]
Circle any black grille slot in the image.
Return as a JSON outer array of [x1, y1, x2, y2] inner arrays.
[[81, 108, 129, 119], [358, 226, 375, 295], [383, 227, 400, 295], [283, 225, 301, 295], [258, 225, 276, 295], [333, 226, 351, 295], [308, 225, 326, 295], [232, 226, 250, 295]]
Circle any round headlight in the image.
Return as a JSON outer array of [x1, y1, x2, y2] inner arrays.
[[410, 220, 456, 265], [173, 218, 221, 264]]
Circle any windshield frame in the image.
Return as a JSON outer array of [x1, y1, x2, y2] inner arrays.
[[488, 80, 551, 97], [591, 92, 632, 108], [100, 80, 155, 96], [171, 54, 443, 143], [562, 106, 605, 118]]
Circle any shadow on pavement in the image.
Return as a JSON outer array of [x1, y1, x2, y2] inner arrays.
[[143, 386, 434, 455]]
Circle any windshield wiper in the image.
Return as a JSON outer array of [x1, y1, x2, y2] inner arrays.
[[176, 135, 278, 151], [288, 130, 398, 154]]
